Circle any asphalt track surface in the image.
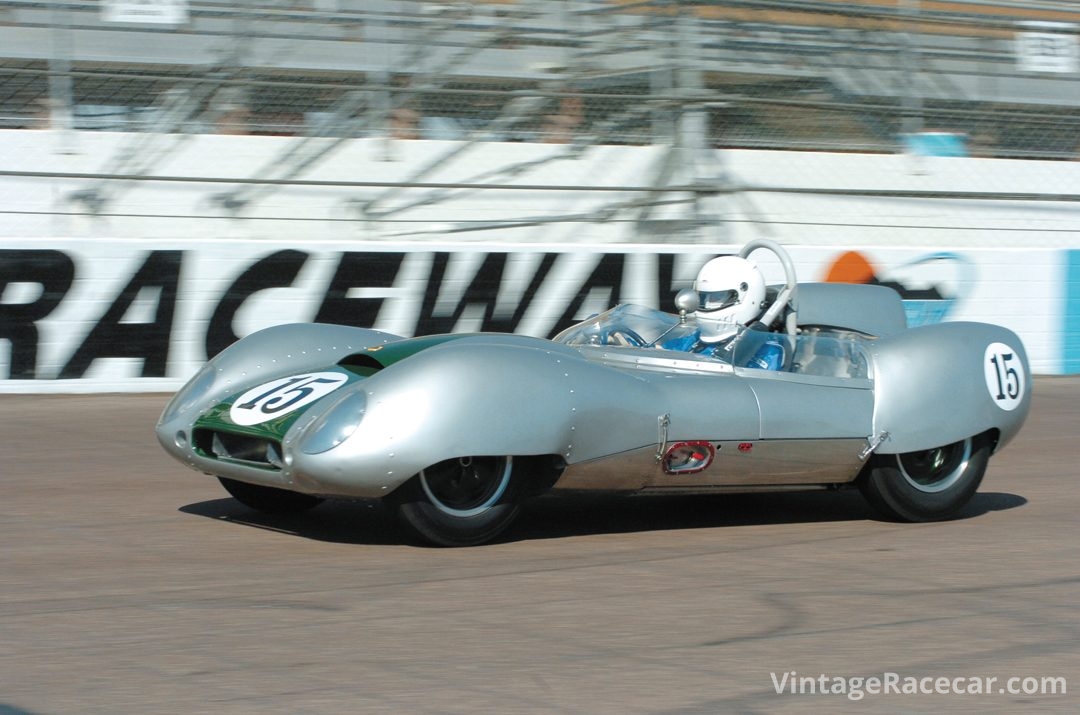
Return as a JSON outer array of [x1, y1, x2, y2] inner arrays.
[[1, 379, 1078, 715]]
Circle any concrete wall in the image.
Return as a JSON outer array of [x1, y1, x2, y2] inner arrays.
[[4, 129, 1079, 247], [0, 239, 1073, 392], [1, 130, 1078, 391]]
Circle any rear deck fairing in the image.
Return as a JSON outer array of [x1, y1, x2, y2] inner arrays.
[[867, 321, 1031, 453]]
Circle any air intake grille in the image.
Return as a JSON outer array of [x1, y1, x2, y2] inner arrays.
[[193, 429, 283, 470]]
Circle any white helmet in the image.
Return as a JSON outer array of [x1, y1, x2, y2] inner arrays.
[[692, 256, 766, 343]]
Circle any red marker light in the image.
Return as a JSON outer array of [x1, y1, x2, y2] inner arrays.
[[738, 442, 753, 453]]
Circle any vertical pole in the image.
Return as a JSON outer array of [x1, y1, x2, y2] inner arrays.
[[47, 0, 74, 152], [676, 10, 706, 163], [899, 0, 924, 137], [674, 7, 725, 243], [650, 2, 675, 145]]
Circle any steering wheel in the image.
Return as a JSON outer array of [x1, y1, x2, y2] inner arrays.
[[598, 327, 647, 347], [738, 238, 798, 334]]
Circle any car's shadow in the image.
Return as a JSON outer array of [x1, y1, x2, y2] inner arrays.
[[179, 490, 1027, 547]]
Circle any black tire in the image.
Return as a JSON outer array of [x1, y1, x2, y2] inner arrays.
[[858, 435, 990, 522], [218, 477, 324, 515], [388, 456, 520, 547]]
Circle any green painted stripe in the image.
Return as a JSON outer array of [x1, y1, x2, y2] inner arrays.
[[195, 365, 374, 440]]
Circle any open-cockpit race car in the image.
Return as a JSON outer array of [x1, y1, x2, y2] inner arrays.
[[157, 240, 1031, 546]]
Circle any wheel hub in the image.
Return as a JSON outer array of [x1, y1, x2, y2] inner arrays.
[[420, 456, 513, 517], [896, 439, 972, 494]]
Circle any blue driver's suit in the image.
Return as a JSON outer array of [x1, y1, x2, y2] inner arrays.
[[660, 327, 785, 370]]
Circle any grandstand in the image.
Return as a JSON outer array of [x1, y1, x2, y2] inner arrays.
[[1, 0, 1078, 156], [0, 0, 1078, 247]]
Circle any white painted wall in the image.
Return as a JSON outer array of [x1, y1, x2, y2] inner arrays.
[[1, 130, 1078, 391], [3, 129, 1079, 247], [0, 239, 1068, 392]]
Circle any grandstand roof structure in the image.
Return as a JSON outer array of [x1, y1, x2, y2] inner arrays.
[[0, 1, 1077, 157]]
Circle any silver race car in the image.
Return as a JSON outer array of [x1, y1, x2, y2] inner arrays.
[[157, 240, 1031, 546]]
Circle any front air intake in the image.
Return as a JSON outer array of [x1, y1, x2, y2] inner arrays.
[[193, 429, 284, 470]]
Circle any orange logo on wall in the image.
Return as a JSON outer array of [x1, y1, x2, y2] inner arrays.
[[824, 251, 878, 284], [822, 250, 974, 327]]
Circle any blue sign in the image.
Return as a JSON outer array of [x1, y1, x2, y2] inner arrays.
[[1066, 251, 1080, 374]]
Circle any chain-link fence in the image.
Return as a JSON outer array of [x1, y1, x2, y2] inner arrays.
[[5, 0, 1079, 154], [2, 0, 1079, 244]]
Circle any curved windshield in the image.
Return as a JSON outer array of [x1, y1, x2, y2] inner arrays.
[[554, 304, 682, 349], [555, 303, 872, 379]]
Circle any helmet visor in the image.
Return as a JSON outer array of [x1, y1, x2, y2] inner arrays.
[[698, 289, 741, 313]]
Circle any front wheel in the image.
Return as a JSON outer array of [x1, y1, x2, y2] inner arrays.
[[388, 456, 520, 547], [218, 477, 324, 515], [858, 435, 990, 522]]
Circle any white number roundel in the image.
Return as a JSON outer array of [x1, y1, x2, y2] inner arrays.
[[230, 372, 349, 426], [983, 343, 1024, 411]]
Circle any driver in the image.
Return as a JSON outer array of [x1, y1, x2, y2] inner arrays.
[[660, 255, 785, 370]]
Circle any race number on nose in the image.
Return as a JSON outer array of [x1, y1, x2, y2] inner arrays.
[[984, 343, 1024, 411], [230, 372, 349, 425]]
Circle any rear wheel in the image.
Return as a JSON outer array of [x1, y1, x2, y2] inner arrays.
[[388, 456, 520, 546], [218, 477, 324, 515], [858, 435, 990, 522]]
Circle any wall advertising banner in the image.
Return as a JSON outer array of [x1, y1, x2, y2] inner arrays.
[[0, 240, 1069, 392]]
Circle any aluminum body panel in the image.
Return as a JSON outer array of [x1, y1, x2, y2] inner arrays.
[[651, 438, 867, 487], [736, 438, 865, 485], [287, 340, 764, 497], [284, 338, 664, 496], [157, 322, 401, 425], [792, 282, 908, 337], [553, 438, 866, 492], [738, 371, 874, 440], [552, 446, 660, 492], [869, 321, 1031, 454], [156, 323, 402, 495]]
